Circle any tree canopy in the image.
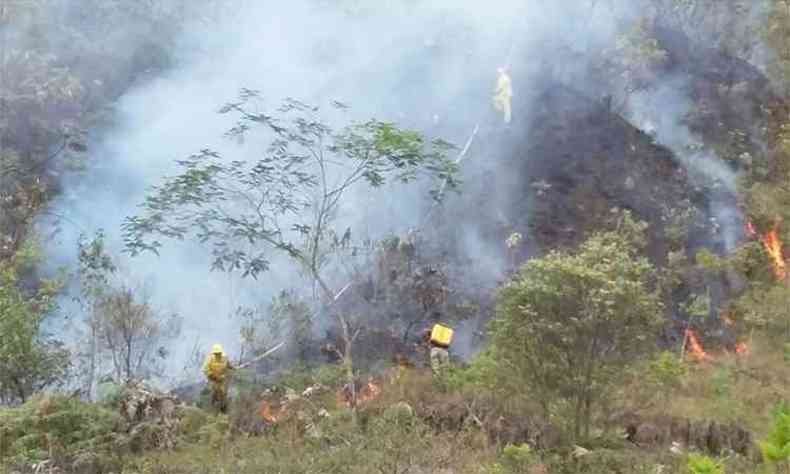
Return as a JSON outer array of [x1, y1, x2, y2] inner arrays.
[[122, 92, 459, 293], [488, 212, 663, 439]]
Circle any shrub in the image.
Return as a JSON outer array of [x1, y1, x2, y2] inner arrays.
[[491, 219, 663, 441], [648, 351, 688, 403], [313, 363, 345, 387], [761, 402, 790, 472], [0, 395, 122, 468], [687, 453, 725, 474], [500, 443, 539, 472]]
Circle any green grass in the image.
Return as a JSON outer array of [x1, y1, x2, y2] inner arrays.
[[5, 350, 790, 473]]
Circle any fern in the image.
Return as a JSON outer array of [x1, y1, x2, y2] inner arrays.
[[687, 453, 724, 474]]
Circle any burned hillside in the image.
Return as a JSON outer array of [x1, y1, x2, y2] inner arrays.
[[518, 83, 701, 258], [7, 2, 790, 473], [278, 19, 790, 372]]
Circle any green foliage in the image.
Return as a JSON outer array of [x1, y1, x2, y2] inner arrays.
[[447, 348, 502, 393], [663, 202, 702, 251], [617, 17, 667, 69], [764, 0, 790, 95], [647, 351, 688, 404], [489, 212, 663, 440], [122, 92, 458, 284], [97, 379, 126, 409], [729, 241, 774, 283], [500, 443, 538, 472], [275, 364, 319, 393], [313, 363, 346, 387], [123, 403, 485, 474], [696, 249, 726, 272], [554, 448, 667, 474], [0, 395, 122, 467], [687, 453, 725, 474], [710, 367, 732, 398], [0, 250, 69, 404], [744, 183, 790, 233], [761, 402, 790, 470], [196, 415, 230, 449], [734, 285, 790, 339], [176, 406, 213, 443], [612, 18, 668, 86], [683, 292, 711, 319], [78, 231, 117, 300]]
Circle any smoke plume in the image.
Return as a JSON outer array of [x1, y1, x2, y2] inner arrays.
[[38, 0, 754, 385]]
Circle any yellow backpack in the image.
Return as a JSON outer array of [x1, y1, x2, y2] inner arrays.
[[430, 324, 453, 348]]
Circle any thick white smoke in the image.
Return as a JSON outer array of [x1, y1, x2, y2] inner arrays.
[[39, 0, 750, 385], [40, 0, 551, 385]]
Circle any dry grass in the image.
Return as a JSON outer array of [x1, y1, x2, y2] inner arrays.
[[122, 369, 499, 474], [624, 337, 790, 436]]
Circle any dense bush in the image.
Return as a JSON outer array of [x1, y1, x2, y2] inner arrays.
[[0, 395, 123, 470]]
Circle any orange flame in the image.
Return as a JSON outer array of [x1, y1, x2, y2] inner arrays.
[[338, 378, 383, 407], [762, 226, 787, 280], [259, 400, 285, 424], [746, 221, 787, 281], [359, 380, 382, 403], [685, 329, 710, 362], [735, 342, 749, 356]]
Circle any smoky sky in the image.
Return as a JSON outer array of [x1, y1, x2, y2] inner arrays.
[[36, 0, 756, 386]]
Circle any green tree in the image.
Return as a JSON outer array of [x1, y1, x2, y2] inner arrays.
[[76, 231, 180, 386], [761, 402, 790, 473], [75, 230, 117, 399], [764, 0, 790, 96], [733, 284, 790, 342], [490, 213, 663, 440], [0, 243, 69, 403], [647, 351, 687, 407], [122, 91, 458, 408]]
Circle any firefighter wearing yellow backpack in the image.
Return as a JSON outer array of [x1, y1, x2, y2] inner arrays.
[[427, 323, 453, 378], [203, 344, 234, 413]]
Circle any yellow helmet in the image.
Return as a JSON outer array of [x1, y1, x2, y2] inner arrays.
[[211, 344, 224, 355]]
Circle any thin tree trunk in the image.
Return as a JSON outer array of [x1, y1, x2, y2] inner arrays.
[[573, 392, 584, 441], [339, 312, 358, 421], [126, 336, 133, 381], [579, 326, 600, 441], [310, 267, 359, 421], [87, 320, 97, 400], [583, 391, 592, 440]]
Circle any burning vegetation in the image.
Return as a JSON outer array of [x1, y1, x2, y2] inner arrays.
[[683, 328, 749, 363], [684, 329, 711, 363], [337, 377, 384, 408], [7, 1, 790, 473], [746, 220, 787, 281]]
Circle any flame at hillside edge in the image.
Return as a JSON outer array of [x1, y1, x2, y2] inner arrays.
[[763, 226, 787, 280], [259, 400, 283, 423], [338, 378, 383, 407], [685, 329, 710, 362], [735, 342, 749, 355], [745, 221, 786, 281]]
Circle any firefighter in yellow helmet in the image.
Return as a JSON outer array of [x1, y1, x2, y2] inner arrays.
[[493, 66, 512, 124], [203, 344, 234, 413]]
